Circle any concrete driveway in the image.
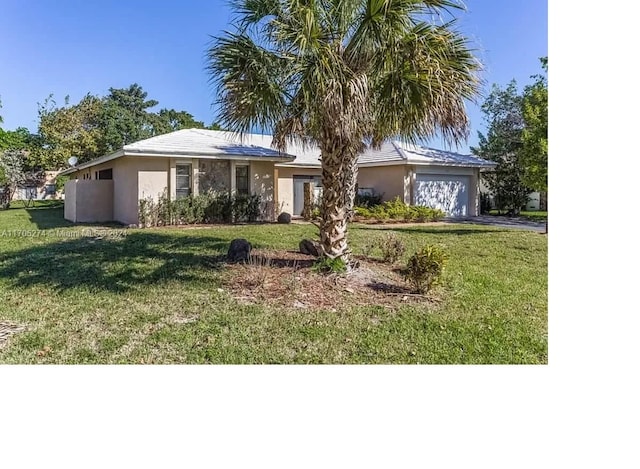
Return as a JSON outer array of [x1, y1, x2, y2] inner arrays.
[[444, 215, 547, 233]]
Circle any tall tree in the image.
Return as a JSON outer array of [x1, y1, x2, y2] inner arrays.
[[101, 83, 159, 151], [153, 108, 205, 134], [207, 0, 480, 265], [36, 94, 106, 169], [472, 81, 531, 214], [521, 57, 548, 194]]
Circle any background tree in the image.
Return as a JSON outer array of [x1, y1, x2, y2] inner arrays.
[[152, 108, 205, 134], [207, 0, 480, 265], [36, 93, 106, 169], [521, 57, 548, 194], [472, 81, 531, 214], [30, 84, 205, 169], [0, 150, 44, 209], [101, 83, 159, 151]]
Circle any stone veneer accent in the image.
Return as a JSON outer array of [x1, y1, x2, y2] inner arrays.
[[199, 160, 230, 193]]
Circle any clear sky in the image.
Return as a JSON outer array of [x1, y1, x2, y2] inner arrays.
[[0, 0, 547, 154]]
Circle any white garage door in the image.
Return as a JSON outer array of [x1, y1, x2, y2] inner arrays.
[[414, 174, 469, 217]]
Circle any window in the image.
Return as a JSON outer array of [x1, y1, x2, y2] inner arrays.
[[97, 168, 113, 180], [45, 184, 56, 195], [176, 164, 192, 199], [235, 165, 249, 195]]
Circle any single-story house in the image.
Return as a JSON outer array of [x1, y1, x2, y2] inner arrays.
[[59, 129, 495, 224], [12, 171, 60, 201], [232, 132, 496, 217]]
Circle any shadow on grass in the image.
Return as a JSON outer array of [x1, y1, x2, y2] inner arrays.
[[25, 204, 126, 230], [0, 232, 229, 293]]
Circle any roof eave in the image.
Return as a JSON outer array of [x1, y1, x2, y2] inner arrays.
[[57, 149, 125, 176]]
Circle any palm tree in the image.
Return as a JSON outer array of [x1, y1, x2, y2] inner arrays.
[[207, 0, 480, 266]]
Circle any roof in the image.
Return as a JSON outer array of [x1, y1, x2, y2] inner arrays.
[[59, 129, 495, 176], [123, 129, 296, 159], [230, 133, 495, 168], [59, 129, 296, 175]]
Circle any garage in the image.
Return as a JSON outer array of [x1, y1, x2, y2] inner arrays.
[[414, 174, 470, 217]]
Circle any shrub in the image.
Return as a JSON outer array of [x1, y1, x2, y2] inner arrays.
[[378, 232, 406, 264], [355, 190, 384, 208], [353, 197, 445, 223], [138, 191, 264, 227], [402, 245, 448, 293], [312, 256, 347, 274]]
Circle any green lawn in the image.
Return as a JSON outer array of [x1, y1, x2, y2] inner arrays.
[[489, 210, 548, 222], [0, 204, 547, 364]]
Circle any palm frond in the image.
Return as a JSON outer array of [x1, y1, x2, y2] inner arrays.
[[206, 32, 291, 135]]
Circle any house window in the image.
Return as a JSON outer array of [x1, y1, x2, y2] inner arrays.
[[176, 164, 192, 199], [97, 168, 113, 180], [45, 184, 56, 195], [235, 165, 249, 195]]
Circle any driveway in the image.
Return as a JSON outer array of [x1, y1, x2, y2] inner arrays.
[[444, 215, 547, 232]]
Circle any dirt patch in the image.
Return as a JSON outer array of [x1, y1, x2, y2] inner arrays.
[[219, 249, 442, 311]]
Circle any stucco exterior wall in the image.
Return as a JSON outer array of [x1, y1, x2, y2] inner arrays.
[[358, 165, 409, 203], [249, 161, 275, 220], [64, 179, 76, 222], [63, 180, 114, 222], [276, 167, 322, 215]]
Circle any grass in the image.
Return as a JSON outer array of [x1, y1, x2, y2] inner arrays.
[[489, 210, 548, 222], [0, 204, 547, 364]]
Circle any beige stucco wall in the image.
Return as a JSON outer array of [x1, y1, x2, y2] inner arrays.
[[276, 167, 322, 215], [64, 179, 76, 222], [357, 165, 410, 203], [116, 157, 169, 225], [63, 180, 113, 222], [251, 161, 277, 220]]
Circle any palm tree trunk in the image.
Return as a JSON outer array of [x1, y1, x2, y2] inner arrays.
[[343, 155, 359, 222], [319, 144, 358, 265]]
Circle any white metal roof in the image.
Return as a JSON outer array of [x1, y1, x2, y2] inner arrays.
[[123, 129, 295, 159], [59, 129, 495, 176], [225, 132, 495, 168]]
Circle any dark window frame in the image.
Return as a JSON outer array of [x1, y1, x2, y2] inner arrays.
[[235, 164, 249, 196], [176, 163, 192, 199]]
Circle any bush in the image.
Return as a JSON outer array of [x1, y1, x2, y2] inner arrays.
[[379, 232, 406, 264], [402, 245, 448, 293], [138, 190, 264, 227], [355, 190, 384, 208], [312, 256, 347, 274], [354, 197, 445, 223]]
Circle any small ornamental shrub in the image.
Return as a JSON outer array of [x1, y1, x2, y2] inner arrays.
[[354, 197, 445, 223], [312, 256, 347, 274], [138, 190, 264, 227], [402, 245, 448, 293], [378, 233, 406, 264], [354, 190, 384, 208]]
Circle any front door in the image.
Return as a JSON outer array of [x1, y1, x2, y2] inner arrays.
[[293, 175, 322, 215]]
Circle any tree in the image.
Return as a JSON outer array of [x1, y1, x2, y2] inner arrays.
[[153, 108, 205, 134], [472, 81, 531, 214], [101, 83, 160, 151], [36, 93, 106, 169], [207, 0, 480, 265], [521, 57, 548, 193], [0, 150, 44, 209]]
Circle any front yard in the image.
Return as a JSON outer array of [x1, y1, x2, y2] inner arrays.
[[0, 204, 547, 364]]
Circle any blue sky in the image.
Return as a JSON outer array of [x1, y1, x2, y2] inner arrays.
[[0, 0, 547, 154]]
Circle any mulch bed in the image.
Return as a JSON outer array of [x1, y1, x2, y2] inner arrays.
[[220, 249, 442, 311]]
